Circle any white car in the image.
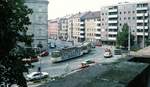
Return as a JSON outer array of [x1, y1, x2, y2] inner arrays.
[[26, 72, 49, 81], [104, 51, 112, 58]]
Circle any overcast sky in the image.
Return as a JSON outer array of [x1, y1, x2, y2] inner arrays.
[[48, 0, 149, 19]]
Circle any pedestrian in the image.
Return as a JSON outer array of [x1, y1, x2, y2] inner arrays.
[[38, 67, 41, 72]]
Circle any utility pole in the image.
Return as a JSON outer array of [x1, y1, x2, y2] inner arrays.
[[128, 26, 131, 55], [142, 12, 145, 48]]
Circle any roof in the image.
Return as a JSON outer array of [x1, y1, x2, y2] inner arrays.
[[82, 11, 100, 19]]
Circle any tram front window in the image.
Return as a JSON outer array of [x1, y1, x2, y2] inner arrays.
[[51, 51, 61, 58]]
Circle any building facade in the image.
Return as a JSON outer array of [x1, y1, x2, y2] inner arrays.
[[59, 16, 70, 41], [101, 2, 150, 46], [48, 19, 59, 39], [25, 0, 49, 49], [83, 11, 101, 44]]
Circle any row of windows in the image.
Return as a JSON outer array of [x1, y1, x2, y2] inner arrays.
[[137, 29, 148, 32], [87, 28, 95, 31], [87, 33, 95, 36], [119, 11, 135, 14], [137, 3, 148, 7], [119, 17, 135, 20], [109, 34, 117, 37]]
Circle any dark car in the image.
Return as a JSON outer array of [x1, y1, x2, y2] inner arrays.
[[40, 51, 49, 57]]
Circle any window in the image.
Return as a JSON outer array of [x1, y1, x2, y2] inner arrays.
[[128, 11, 131, 14], [124, 11, 126, 14], [102, 13, 104, 15], [120, 12, 121, 14], [128, 17, 130, 20], [97, 18, 101, 21], [97, 23, 101, 26], [133, 17, 135, 20], [124, 17, 126, 20], [133, 11, 135, 13], [120, 23, 122, 26]]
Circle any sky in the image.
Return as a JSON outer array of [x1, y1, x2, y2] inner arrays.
[[48, 0, 149, 20]]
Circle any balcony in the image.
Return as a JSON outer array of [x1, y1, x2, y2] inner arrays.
[[136, 32, 148, 36], [80, 26, 84, 29], [136, 7, 148, 10], [108, 20, 117, 23], [80, 31, 85, 33], [95, 31, 101, 34], [108, 26, 117, 29], [108, 15, 118, 18], [108, 32, 117, 35], [108, 9, 117, 12], [80, 22, 84, 24], [136, 13, 148, 16], [95, 36, 101, 39], [137, 19, 148, 23], [137, 26, 148, 29], [79, 35, 85, 38], [108, 37, 116, 41]]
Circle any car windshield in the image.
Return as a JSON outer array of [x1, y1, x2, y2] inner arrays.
[[33, 73, 42, 76], [51, 51, 61, 58]]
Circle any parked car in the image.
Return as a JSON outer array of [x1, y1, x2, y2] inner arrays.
[[40, 51, 49, 57], [26, 72, 49, 81], [84, 60, 95, 64], [22, 56, 39, 64]]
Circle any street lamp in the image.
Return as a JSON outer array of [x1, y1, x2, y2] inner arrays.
[[142, 12, 145, 48], [128, 26, 131, 56], [37, 42, 43, 72]]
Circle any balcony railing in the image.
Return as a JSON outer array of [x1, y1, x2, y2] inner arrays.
[[108, 32, 117, 35], [79, 35, 85, 38], [136, 13, 148, 16], [95, 31, 101, 34], [108, 37, 116, 41], [136, 7, 148, 10], [95, 36, 101, 39], [136, 32, 148, 36], [137, 26, 148, 29], [108, 20, 117, 23], [108, 15, 118, 18], [80, 31, 85, 33], [136, 19, 148, 23], [108, 26, 117, 29], [108, 9, 117, 12]]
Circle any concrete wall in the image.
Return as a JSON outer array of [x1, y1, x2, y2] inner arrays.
[[25, 0, 49, 50]]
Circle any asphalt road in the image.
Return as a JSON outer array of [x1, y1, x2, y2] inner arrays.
[[27, 40, 121, 87], [28, 45, 119, 77]]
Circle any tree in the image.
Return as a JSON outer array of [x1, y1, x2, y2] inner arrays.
[[117, 24, 134, 48], [0, 0, 33, 86]]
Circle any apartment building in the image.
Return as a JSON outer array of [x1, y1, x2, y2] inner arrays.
[[101, 2, 150, 46], [83, 11, 101, 44], [70, 12, 89, 42], [48, 19, 59, 39], [25, 0, 49, 49], [59, 16, 70, 41]]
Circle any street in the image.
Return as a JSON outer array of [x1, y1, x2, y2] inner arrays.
[[28, 45, 120, 78], [27, 40, 122, 87]]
